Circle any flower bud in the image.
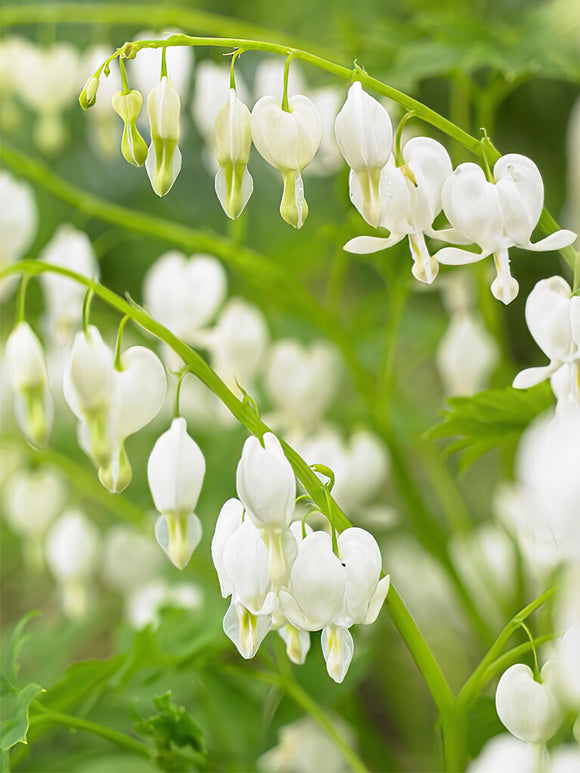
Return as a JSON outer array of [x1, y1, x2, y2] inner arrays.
[[236, 433, 296, 530], [5, 321, 53, 448], [112, 89, 148, 166], [214, 89, 253, 219], [251, 95, 322, 228], [79, 75, 99, 110], [147, 418, 206, 569], [145, 76, 182, 196]]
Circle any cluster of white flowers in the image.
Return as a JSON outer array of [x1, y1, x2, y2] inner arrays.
[[211, 432, 390, 683]]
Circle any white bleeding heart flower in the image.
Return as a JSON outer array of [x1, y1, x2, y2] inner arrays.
[[334, 81, 393, 227], [102, 525, 164, 592], [466, 734, 537, 773], [344, 137, 453, 284], [214, 88, 254, 219], [236, 433, 296, 531], [279, 527, 389, 683], [513, 276, 580, 412], [553, 624, 580, 711], [251, 94, 322, 228], [112, 89, 148, 167], [278, 624, 311, 665], [143, 251, 227, 341], [434, 155, 577, 304], [145, 76, 182, 196], [495, 662, 563, 744], [64, 326, 167, 493], [5, 321, 53, 448], [191, 61, 250, 151], [147, 417, 206, 569]]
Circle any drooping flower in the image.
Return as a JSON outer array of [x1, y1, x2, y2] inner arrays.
[[214, 88, 254, 219], [513, 276, 580, 411], [334, 81, 393, 227], [344, 137, 453, 284], [279, 527, 390, 682], [129, 30, 194, 102], [495, 662, 562, 745], [434, 155, 577, 304], [251, 94, 322, 228], [5, 321, 53, 448], [147, 417, 206, 569], [436, 314, 499, 396], [112, 88, 148, 167], [145, 75, 182, 196], [0, 171, 38, 298]]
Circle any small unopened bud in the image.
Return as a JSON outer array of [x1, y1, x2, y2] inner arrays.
[[79, 75, 99, 110], [145, 76, 182, 196], [112, 89, 148, 166]]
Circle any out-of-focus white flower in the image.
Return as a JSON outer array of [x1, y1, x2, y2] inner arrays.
[[264, 339, 339, 436], [148, 418, 206, 569], [0, 37, 31, 132], [39, 224, 100, 344], [145, 76, 182, 196], [102, 524, 164, 592], [200, 297, 269, 392], [299, 427, 389, 516], [495, 662, 563, 744], [495, 411, 580, 572], [334, 81, 393, 227], [143, 251, 227, 340], [553, 624, 580, 711], [513, 276, 580, 413], [306, 86, 343, 176], [13, 40, 82, 153], [258, 716, 355, 773], [564, 97, 580, 234], [551, 747, 580, 773], [0, 171, 38, 300], [466, 734, 536, 773], [126, 579, 204, 629], [236, 433, 296, 531], [5, 322, 53, 448], [253, 58, 308, 103], [345, 137, 453, 284], [251, 94, 322, 228], [3, 466, 67, 569], [45, 509, 101, 619], [449, 525, 517, 628], [434, 155, 577, 304], [214, 88, 253, 218], [129, 30, 194, 100], [64, 325, 167, 493], [280, 528, 389, 682], [436, 313, 499, 395]]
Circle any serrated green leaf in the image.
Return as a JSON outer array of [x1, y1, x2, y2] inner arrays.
[[135, 692, 205, 773], [425, 383, 554, 468], [0, 682, 44, 751], [1, 611, 40, 688]]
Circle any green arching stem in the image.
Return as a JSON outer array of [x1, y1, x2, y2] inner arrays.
[[518, 621, 540, 678], [457, 586, 557, 709], [15, 274, 30, 324], [174, 370, 187, 418], [160, 46, 168, 79], [82, 284, 94, 334], [229, 48, 244, 90], [477, 634, 556, 689], [31, 704, 151, 759], [394, 111, 416, 166]]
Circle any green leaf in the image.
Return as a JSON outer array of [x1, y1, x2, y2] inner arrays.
[[135, 692, 205, 773], [41, 655, 127, 715], [1, 611, 40, 687], [0, 682, 45, 751], [425, 383, 554, 470]]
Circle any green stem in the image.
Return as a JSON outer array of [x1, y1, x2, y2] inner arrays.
[[479, 634, 556, 688], [281, 54, 293, 111], [118, 57, 129, 95], [31, 704, 151, 759], [15, 274, 30, 324], [255, 670, 370, 773], [113, 315, 130, 370], [457, 586, 557, 709]]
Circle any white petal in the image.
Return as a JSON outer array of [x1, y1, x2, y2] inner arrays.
[[211, 498, 245, 598], [222, 519, 272, 613], [223, 601, 271, 659], [490, 249, 519, 305], [495, 663, 562, 744], [524, 276, 575, 361], [433, 246, 488, 265], [334, 82, 392, 171], [523, 229, 577, 252], [513, 363, 560, 390], [321, 625, 354, 684], [154, 512, 202, 570], [116, 346, 167, 438], [364, 575, 390, 625], [278, 625, 311, 665], [343, 234, 403, 254], [409, 232, 439, 284], [441, 163, 503, 250]]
